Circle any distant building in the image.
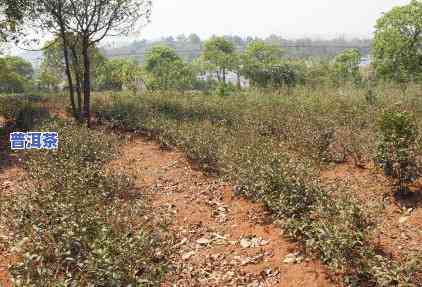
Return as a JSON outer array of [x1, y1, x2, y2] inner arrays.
[[359, 55, 371, 67], [198, 71, 250, 88]]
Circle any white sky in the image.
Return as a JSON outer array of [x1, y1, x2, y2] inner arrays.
[[138, 0, 411, 40], [8, 0, 412, 56]]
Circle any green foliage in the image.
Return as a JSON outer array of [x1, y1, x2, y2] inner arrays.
[[377, 110, 420, 193], [96, 58, 145, 94], [145, 46, 195, 92], [301, 59, 335, 87], [2, 120, 167, 286], [39, 36, 106, 91], [38, 62, 61, 91], [240, 41, 308, 88], [202, 36, 237, 84], [268, 62, 305, 88], [373, 0, 422, 83], [241, 40, 283, 87], [105, 34, 371, 63], [0, 56, 34, 93], [333, 48, 362, 85], [0, 94, 49, 129], [0, 0, 28, 43]]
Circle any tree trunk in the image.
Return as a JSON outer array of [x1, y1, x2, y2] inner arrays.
[[236, 72, 241, 89], [70, 46, 83, 119], [82, 41, 91, 128], [61, 36, 77, 119], [56, 3, 77, 120]]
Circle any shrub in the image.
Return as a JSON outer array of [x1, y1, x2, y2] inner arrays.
[[91, 91, 421, 286], [214, 82, 237, 96], [2, 120, 167, 286], [377, 110, 419, 194], [0, 95, 49, 130]]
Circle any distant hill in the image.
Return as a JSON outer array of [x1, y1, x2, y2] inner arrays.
[[102, 34, 372, 64], [15, 35, 372, 68]]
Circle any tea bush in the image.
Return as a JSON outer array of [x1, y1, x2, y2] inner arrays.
[[377, 110, 420, 194], [1, 120, 167, 286], [92, 88, 421, 286], [0, 94, 49, 130]]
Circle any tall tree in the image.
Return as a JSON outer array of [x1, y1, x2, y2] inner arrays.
[[20, 0, 151, 126], [96, 57, 144, 93], [188, 33, 201, 45], [65, 0, 151, 126], [145, 45, 195, 92], [0, 0, 28, 43], [41, 36, 106, 113], [333, 48, 362, 85], [0, 56, 34, 93], [202, 36, 236, 84], [372, 0, 422, 84], [241, 40, 283, 87]]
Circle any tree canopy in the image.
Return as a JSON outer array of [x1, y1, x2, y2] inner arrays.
[[0, 0, 28, 43], [333, 48, 362, 85], [0, 56, 34, 93], [202, 36, 237, 84], [31, 0, 150, 125], [242, 40, 283, 87], [145, 46, 195, 92], [96, 58, 144, 93], [372, 0, 422, 83]]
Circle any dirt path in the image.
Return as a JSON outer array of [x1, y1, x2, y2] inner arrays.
[[0, 124, 22, 287], [110, 135, 336, 287], [0, 130, 337, 287], [0, 166, 23, 287]]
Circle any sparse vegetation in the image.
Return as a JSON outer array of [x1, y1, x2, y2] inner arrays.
[[0, 119, 168, 286], [93, 86, 422, 286], [2, 1, 422, 286]]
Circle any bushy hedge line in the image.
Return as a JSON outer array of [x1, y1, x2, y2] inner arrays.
[[0, 94, 49, 130], [1, 120, 167, 286], [92, 89, 421, 286]]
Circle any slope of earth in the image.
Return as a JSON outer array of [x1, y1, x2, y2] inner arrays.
[[109, 134, 338, 287], [321, 163, 422, 264]]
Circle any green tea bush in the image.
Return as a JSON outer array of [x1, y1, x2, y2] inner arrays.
[[214, 82, 237, 96], [0, 94, 49, 130], [377, 110, 419, 194], [230, 139, 321, 217], [92, 89, 421, 286], [2, 120, 167, 286]]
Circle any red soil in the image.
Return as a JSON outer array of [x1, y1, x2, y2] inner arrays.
[[321, 162, 422, 261], [109, 135, 337, 286]]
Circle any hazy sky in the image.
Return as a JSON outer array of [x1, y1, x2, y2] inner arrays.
[[139, 0, 410, 40]]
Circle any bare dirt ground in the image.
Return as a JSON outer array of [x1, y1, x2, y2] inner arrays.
[[2, 123, 421, 286], [109, 135, 336, 287], [0, 129, 337, 287], [0, 158, 22, 287], [0, 118, 28, 287], [321, 163, 422, 262]]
